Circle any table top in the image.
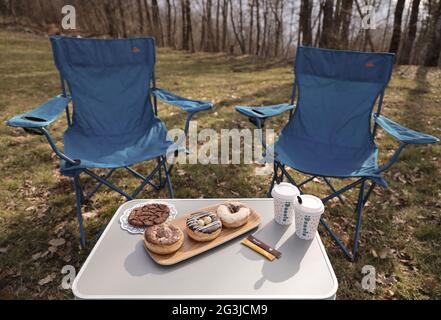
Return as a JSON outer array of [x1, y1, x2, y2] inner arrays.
[[72, 199, 338, 299]]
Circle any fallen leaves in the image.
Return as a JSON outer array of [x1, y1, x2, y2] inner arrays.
[[379, 248, 390, 259], [48, 238, 66, 247], [83, 211, 98, 220], [31, 252, 43, 261], [38, 273, 56, 286]]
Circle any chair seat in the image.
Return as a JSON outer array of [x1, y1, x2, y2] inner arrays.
[[62, 118, 173, 170], [274, 134, 383, 181]]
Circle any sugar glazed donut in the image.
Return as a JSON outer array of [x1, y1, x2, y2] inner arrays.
[[217, 201, 251, 228], [186, 211, 222, 242], [144, 223, 184, 255]]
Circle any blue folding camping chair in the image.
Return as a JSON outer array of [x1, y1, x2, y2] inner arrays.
[[235, 47, 438, 261], [7, 36, 212, 247]]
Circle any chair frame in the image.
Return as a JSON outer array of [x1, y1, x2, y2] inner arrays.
[[15, 70, 199, 248], [248, 78, 410, 262]]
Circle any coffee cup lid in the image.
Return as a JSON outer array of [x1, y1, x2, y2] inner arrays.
[[295, 195, 324, 215], [271, 182, 300, 200]]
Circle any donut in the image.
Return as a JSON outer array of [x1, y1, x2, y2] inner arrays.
[[186, 211, 222, 242], [128, 203, 170, 228], [217, 201, 251, 228], [144, 223, 184, 255]]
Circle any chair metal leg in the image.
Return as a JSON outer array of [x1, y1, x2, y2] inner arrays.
[[279, 165, 299, 188], [131, 157, 166, 198], [84, 169, 133, 200], [73, 175, 86, 248], [85, 168, 116, 200], [323, 177, 346, 205], [125, 166, 160, 190], [267, 162, 279, 197], [157, 157, 164, 187], [320, 218, 353, 260], [351, 181, 366, 260], [162, 158, 175, 198], [165, 169, 174, 198], [320, 180, 368, 261]]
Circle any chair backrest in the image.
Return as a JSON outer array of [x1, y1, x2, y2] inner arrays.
[[50, 36, 156, 137], [286, 46, 395, 149]]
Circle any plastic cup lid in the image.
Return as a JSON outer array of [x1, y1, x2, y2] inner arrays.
[[295, 195, 324, 215], [271, 182, 300, 200]]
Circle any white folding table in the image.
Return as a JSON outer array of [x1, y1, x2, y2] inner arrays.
[[72, 199, 338, 299]]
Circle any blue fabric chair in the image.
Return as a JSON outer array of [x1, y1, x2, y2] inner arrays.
[[7, 36, 213, 247], [235, 47, 438, 261]]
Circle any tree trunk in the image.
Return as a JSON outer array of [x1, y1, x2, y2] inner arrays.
[[389, 0, 405, 54], [248, 0, 255, 54], [262, 0, 269, 55], [215, 0, 220, 51], [199, 1, 206, 51], [229, 0, 246, 54], [206, 0, 215, 51], [399, 0, 420, 64], [172, 0, 177, 48], [299, 0, 312, 46], [221, 0, 228, 51], [424, 1, 441, 66], [255, 0, 261, 55], [319, 0, 334, 48], [166, 0, 172, 46], [151, 0, 163, 46], [338, 0, 353, 49], [137, 0, 145, 34], [272, 0, 283, 57], [104, 1, 117, 37], [185, 0, 194, 51], [117, 0, 128, 37], [182, 0, 189, 50]]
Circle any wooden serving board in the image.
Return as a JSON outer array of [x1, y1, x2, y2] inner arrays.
[[143, 204, 261, 265]]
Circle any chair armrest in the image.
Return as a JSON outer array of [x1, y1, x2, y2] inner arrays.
[[235, 103, 295, 119], [375, 115, 439, 145], [6, 95, 70, 128], [152, 88, 213, 113]]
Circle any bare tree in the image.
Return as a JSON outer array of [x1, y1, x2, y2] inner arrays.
[[215, 0, 220, 51], [144, 0, 153, 33], [221, 0, 228, 51], [181, 0, 194, 51], [400, 0, 420, 64], [248, 0, 255, 54], [424, 0, 441, 66], [319, 0, 334, 48], [206, 0, 215, 51], [389, 0, 406, 54], [299, 0, 313, 46], [230, 0, 246, 54], [117, 0, 128, 37], [166, 0, 172, 46], [151, 0, 163, 45], [255, 0, 261, 55], [338, 0, 353, 49]]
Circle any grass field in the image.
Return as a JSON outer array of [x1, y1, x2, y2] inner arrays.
[[0, 30, 440, 300]]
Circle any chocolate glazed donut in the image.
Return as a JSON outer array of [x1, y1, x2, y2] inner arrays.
[[144, 224, 184, 255], [186, 211, 222, 242]]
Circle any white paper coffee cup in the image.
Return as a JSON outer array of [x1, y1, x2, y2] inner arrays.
[[271, 182, 300, 225], [294, 195, 324, 240]]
